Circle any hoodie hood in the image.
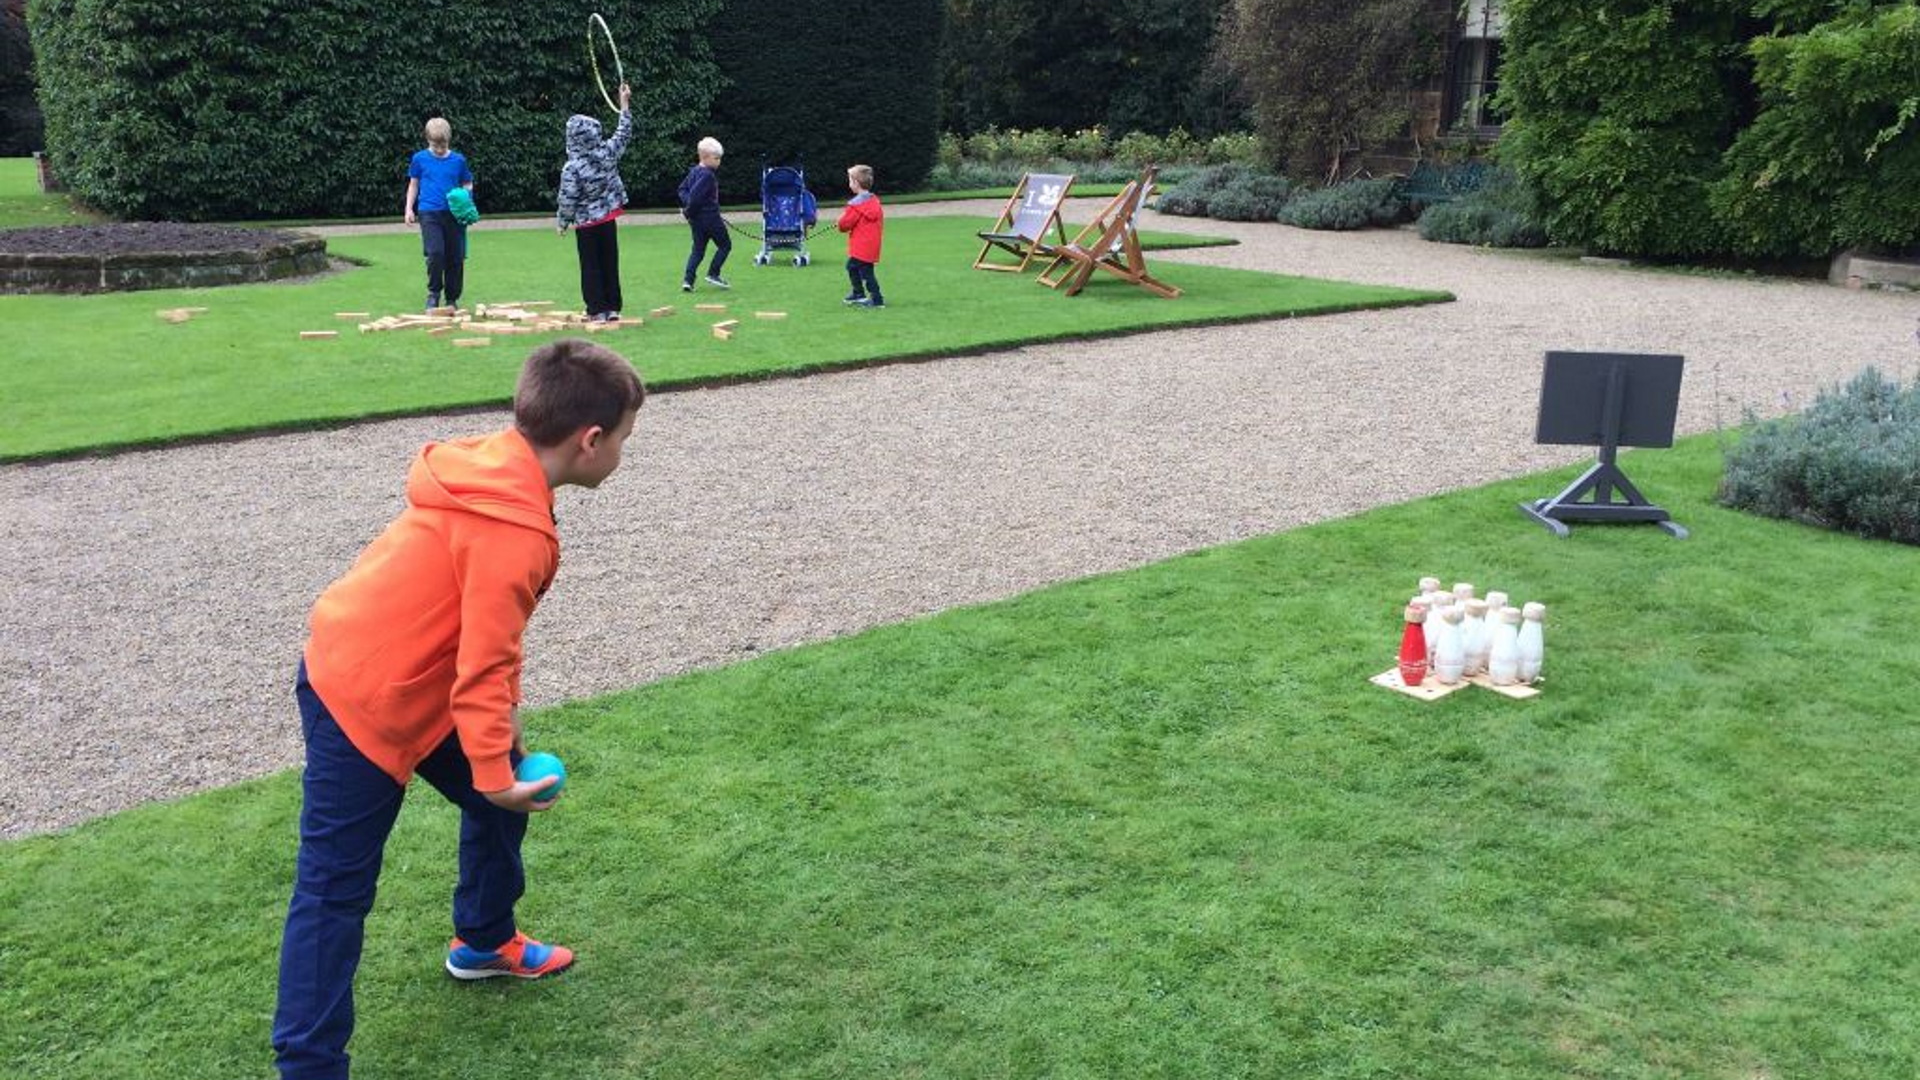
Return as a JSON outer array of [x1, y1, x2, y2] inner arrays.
[[566, 114, 603, 157], [407, 428, 556, 538]]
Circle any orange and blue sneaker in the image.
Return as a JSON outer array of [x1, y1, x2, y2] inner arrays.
[[445, 930, 575, 981]]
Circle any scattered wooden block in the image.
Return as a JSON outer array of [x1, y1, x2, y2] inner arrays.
[[334, 311, 371, 319], [712, 319, 740, 332], [583, 320, 619, 332], [299, 330, 339, 340], [451, 337, 492, 347], [754, 311, 787, 320], [694, 303, 728, 312], [648, 306, 677, 318], [711, 325, 734, 340], [426, 305, 458, 317], [426, 325, 458, 336]]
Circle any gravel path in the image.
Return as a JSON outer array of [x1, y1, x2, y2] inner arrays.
[[3, 203, 1913, 838]]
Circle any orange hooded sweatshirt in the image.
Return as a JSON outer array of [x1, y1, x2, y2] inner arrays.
[[304, 429, 558, 793]]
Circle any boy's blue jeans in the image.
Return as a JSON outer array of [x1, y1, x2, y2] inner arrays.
[[272, 661, 527, 1080], [418, 209, 466, 306], [683, 213, 731, 283], [845, 257, 883, 303]]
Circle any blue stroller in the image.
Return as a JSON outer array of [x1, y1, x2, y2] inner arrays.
[[752, 163, 818, 266]]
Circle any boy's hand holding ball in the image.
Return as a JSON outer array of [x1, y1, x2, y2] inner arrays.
[[517, 751, 568, 805]]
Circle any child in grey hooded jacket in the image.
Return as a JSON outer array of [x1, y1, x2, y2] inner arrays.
[[556, 83, 632, 321]]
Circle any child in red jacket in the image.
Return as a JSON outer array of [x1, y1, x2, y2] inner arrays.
[[837, 164, 884, 308]]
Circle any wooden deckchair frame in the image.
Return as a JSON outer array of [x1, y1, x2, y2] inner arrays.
[[1035, 165, 1181, 299], [973, 171, 1076, 272]]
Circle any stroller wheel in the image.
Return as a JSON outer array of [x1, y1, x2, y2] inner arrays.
[[753, 253, 770, 266], [796, 255, 809, 267]]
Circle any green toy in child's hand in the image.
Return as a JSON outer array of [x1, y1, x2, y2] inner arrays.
[[447, 186, 479, 226]]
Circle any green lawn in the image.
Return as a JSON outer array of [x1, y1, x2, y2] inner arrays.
[[3, 436, 1917, 1078], [0, 216, 1446, 461], [0, 157, 99, 229]]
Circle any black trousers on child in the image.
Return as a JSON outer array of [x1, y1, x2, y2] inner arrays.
[[419, 210, 465, 308], [575, 219, 623, 317], [846, 257, 883, 304], [683, 214, 731, 284]]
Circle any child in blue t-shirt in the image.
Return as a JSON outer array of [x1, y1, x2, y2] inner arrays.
[[404, 117, 475, 311]]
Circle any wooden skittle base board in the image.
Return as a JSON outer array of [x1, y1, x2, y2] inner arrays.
[[1370, 669, 1541, 700]]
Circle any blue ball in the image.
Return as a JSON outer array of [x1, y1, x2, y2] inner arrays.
[[516, 751, 567, 802]]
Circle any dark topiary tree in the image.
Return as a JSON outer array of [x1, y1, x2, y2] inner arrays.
[[1215, 0, 1446, 183], [0, 0, 42, 155], [697, 0, 944, 204], [941, 0, 1243, 139]]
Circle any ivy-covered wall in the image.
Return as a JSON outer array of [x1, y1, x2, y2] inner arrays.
[[29, 0, 723, 220], [1499, 0, 1920, 260]]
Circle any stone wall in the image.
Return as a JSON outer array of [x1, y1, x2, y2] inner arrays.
[[0, 236, 329, 294]]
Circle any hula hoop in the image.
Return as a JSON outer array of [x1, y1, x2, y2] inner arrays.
[[587, 13, 625, 115]]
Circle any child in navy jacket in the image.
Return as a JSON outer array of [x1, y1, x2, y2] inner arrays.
[[677, 137, 731, 291]]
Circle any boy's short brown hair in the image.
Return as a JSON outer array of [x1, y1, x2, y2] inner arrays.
[[514, 339, 646, 446], [849, 164, 874, 189]]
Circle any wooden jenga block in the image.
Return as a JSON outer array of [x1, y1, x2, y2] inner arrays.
[[754, 311, 787, 320], [694, 303, 727, 312], [451, 337, 492, 347], [426, 305, 457, 317], [711, 326, 733, 340], [427, 325, 457, 336], [648, 306, 677, 318], [335, 311, 371, 319], [712, 319, 740, 332], [299, 330, 339, 340]]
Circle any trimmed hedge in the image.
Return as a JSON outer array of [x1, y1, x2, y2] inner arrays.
[[30, 0, 723, 220], [700, 0, 941, 204], [1719, 366, 1920, 545], [1417, 166, 1548, 248], [1276, 178, 1404, 230]]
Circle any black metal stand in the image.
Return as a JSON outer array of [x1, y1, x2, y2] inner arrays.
[[1520, 359, 1687, 538]]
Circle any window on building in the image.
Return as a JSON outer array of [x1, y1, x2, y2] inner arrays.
[[1447, 37, 1505, 131], [1445, 0, 1505, 133]]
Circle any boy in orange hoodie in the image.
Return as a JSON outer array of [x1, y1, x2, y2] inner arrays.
[[273, 338, 646, 1080]]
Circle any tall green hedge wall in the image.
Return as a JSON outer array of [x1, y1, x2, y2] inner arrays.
[[29, 0, 723, 220], [696, 0, 942, 204], [1499, 0, 1920, 260]]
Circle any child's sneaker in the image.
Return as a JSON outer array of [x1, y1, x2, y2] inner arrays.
[[681, 280, 694, 292], [445, 930, 575, 981], [704, 274, 731, 290], [855, 297, 886, 308], [842, 293, 866, 305]]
